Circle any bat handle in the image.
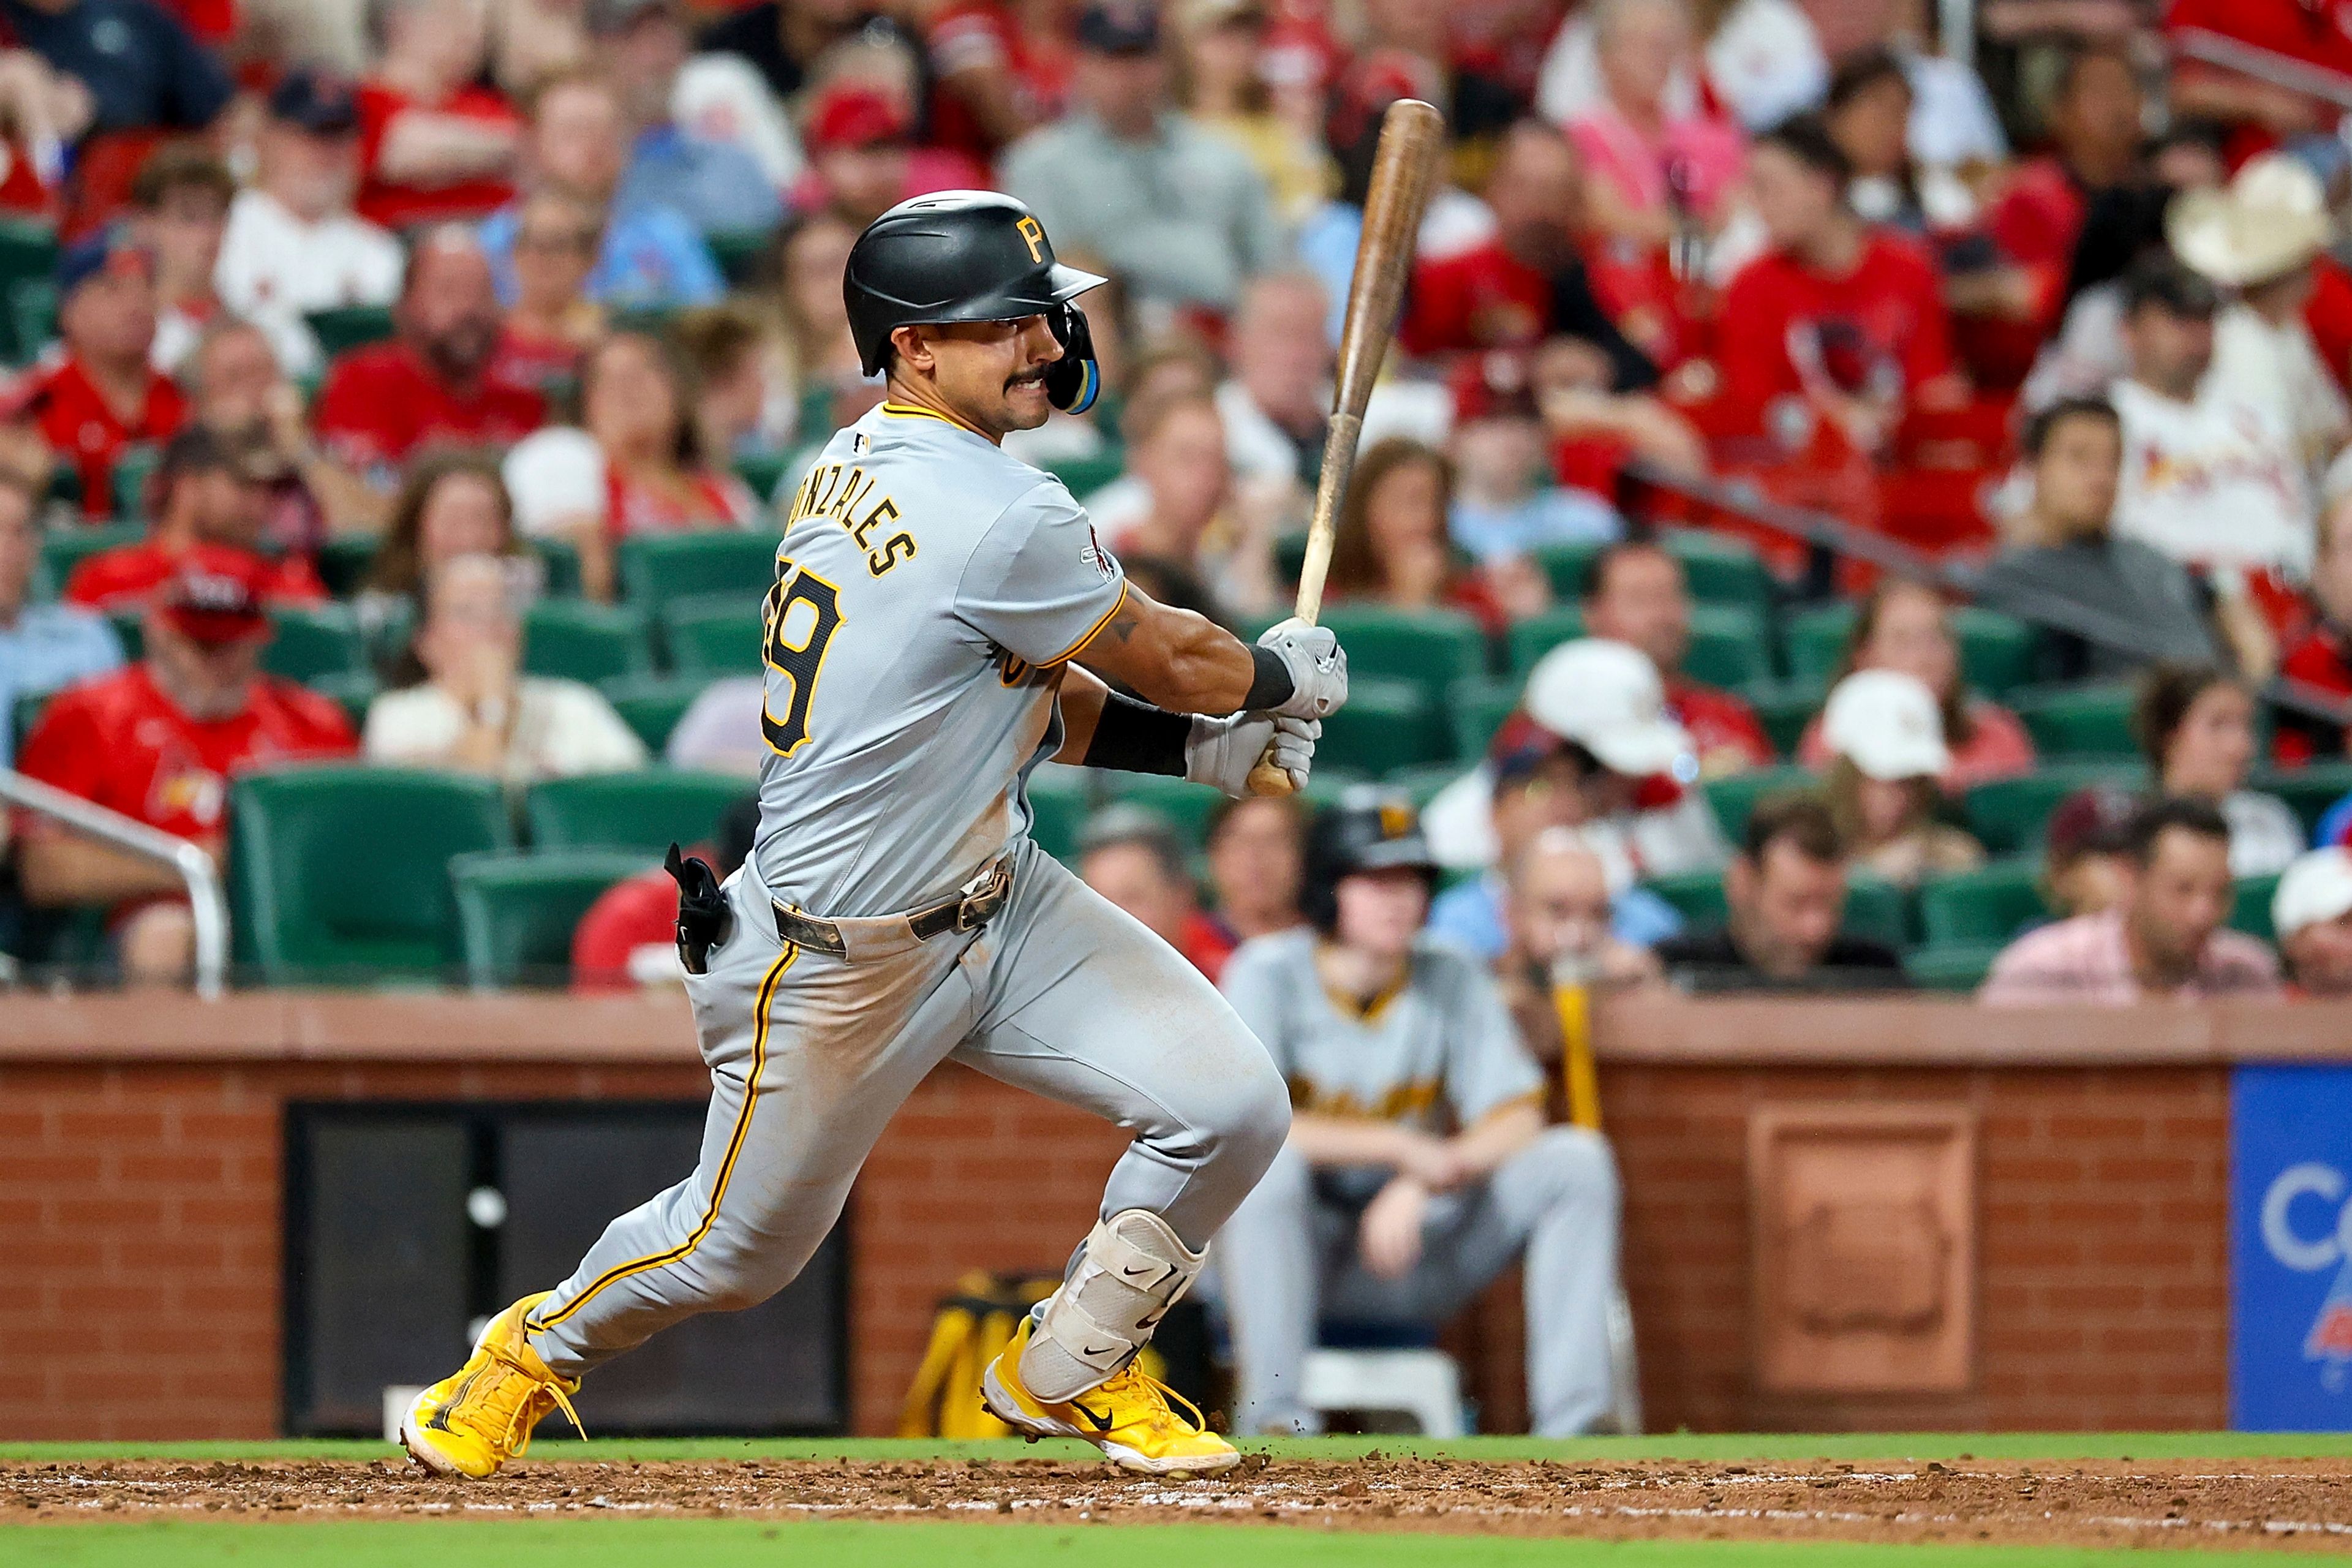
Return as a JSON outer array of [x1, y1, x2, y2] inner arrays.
[[1245, 756, 1297, 796]]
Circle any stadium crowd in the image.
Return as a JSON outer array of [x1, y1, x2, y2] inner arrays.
[[13, 0, 2352, 1440]]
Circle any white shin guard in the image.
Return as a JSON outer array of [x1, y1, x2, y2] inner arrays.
[[1020, 1209, 1204, 1403]]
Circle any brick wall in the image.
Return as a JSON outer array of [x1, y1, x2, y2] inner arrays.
[[0, 994, 2271, 1438]]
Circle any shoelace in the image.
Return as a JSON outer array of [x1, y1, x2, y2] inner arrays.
[[1094, 1365, 1212, 1439], [470, 1346, 586, 1458]]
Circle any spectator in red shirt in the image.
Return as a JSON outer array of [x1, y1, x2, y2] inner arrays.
[[1795, 578, 2038, 788], [1580, 538, 1771, 776], [922, 0, 1067, 162], [0, 227, 186, 519], [1078, 804, 1238, 982], [2167, 0, 2352, 157], [311, 227, 547, 481], [15, 543, 356, 985], [1401, 119, 1659, 391], [491, 190, 604, 396], [790, 79, 976, 228], [62, 424, 328, 610], [1716, 115, 1963, 458], [571, 793, 760, 992], [1324, 436, 1550, 637], [2277, 494, 2352, 762], [355, 0, 524, 228]]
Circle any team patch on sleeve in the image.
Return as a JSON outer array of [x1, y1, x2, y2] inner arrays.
[[1082, 524, 1118, 582]]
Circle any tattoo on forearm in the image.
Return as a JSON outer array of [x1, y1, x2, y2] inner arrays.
[[1105, 603, 1139, 643]]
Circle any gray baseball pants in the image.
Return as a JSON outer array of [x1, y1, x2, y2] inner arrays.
[[522, 834, 1291, 1376], [1214, 1128, 1621, 1436]]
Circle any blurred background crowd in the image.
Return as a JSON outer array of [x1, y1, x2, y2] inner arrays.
[[9, 0, 2352, 1014]]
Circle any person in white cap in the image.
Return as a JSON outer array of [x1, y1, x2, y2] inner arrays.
[[1420, 638, 1732, 876], [2170, 152, 2351, 500], [1818, 669, 1985, 889], [2274, 848, 2352, 998]]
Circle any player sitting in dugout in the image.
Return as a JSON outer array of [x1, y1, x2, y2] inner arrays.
[[1212, 791, 1625, 1436]]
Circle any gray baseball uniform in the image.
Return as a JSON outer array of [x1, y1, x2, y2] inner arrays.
[[521, 401, 1290, 1376], [1212, 930, 1621, 1436]]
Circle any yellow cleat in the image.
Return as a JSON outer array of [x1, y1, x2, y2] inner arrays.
[[399, 1293, 584, 1479], [981, 1315, 1239, 1476]]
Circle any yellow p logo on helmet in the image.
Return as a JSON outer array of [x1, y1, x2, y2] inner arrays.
[[1016, 216, 1046, 263]]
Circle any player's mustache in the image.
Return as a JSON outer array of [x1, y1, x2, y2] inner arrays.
[[1005, 365, 1050, 389]]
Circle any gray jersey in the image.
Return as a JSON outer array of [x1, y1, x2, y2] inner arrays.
[[750, 401, 1126, 916], [1218, 930, 1544, 1136]]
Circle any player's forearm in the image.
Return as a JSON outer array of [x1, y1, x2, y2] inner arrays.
[[1288, 1112, 1425, 1172], [19, 835, 194, 906], [1446, 1101, 1544, 1180], [1072, 587, 1262, 715], [1052, 666, 1111, 762]]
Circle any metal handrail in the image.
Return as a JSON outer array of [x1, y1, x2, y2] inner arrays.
[[0, 768, 228, 999], [1618, 460, 2352, 729]]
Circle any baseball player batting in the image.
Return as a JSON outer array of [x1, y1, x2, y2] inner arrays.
[[399, 191, 1346, 1479]]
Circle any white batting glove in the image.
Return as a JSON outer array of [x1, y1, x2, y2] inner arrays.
[[1186, 712, 1320, 797], [1257, 618, 1348, 718]]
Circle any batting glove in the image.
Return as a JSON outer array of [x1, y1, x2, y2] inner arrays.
[[1186, 713, 1320, 797], [1256, 618, 1348, 719]]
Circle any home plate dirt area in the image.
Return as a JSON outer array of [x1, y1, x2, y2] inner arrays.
[[10, 1453, 2352, 1550]]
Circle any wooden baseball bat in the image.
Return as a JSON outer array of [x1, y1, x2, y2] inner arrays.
[[1247, 96, 1448, 796]]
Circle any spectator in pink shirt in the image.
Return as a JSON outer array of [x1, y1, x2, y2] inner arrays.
[[1566, 0, 1744, 249], [1980, 797, 2280, 1006]]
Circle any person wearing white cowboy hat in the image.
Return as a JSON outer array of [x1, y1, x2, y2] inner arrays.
[[1420, 637, 1731, 878], [2273, 846, 2352, 997], [1816, 669, 1985, 890], [2169, 151, 2351, 500]]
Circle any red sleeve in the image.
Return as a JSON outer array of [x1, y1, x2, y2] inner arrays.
[[286, 684, 359, 754], [1899, 246, 1959, 390], [267, 554, 331, 605], [569, 873, 676, 993], [354, 83, 402, 179], [0, 362, 51, 425], [1712, 261, 1789, 432], [1400, 256, 1469, 357], [309, 350, 396, 468], [62, 548, 142, 609], [2308, 257, 2352, 393], [16, 692, 108, 815]]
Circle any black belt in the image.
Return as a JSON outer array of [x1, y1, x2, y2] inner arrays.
[[771, 856, 1015, 957]]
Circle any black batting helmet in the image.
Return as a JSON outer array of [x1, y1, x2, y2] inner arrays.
[[842, 190, 1106, 412], [1301, 788, 1440, 933]]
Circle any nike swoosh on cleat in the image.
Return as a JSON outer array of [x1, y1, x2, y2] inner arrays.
[[1071, 1401, 1115, 1433], [1082, 1344, 1119, 1357]]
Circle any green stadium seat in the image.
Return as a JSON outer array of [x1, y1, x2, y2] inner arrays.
[[1506, 606, 1584, 677], [1701, 764, 1818, 842], [1449, 676, 1520, 763], [1383, 761, 1471, 809], [1743, 679, 1823, 760], [598, 673, 707, 753], [1949, 608, 2040, 697], [108, 611, 143, 659], [1683, 604, 1774, 688], [1963, 763, 2141, 856], [532, 536, 583, 598], [0, 217, 55, 357], [2249, 763, 2352, 839], [1532, 540, 1605, 600], [1907, 942, 2001, 992], [13, 687, 50, 755], [524, 769, 750, 853], [1784, 604, 1852, 687], [1315, 674, 1449, 777], [1842, 873, 1912, 948], [661, 592, 763, 676], [1642, 868, 1725, 929], [304, 668, 377, 731], [2008, 682, 2138, 760], [1026, 766, 1091, 861], [1317, 605, 1491, 705], [305, 303, 395, 358], [706, 228, 771, 287], [733, 452, 791, 507], [524, 600, 650, 685], [1104, 774, 1224, 851], [1042, 450, 1124, 500], [451, 848, 657, 989], [39, 521, 145, 595], [110, 443, 161, 520], [10, 277, 56, 364], [315, 534, 379, 599], [262, 603, 366, 682], [1918, 858, 2047, 947], [2232, 873, 2283, 941], [1661, 529, 1774, 620], [616, 532, 782, 619], [228, 764, 514, 982]]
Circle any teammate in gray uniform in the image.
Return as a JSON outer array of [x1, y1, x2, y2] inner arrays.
[[1214, 791, 1624, 1437], [400, 192, 1346, 1479]]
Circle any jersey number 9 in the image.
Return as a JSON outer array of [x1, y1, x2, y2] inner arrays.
[[760, 557, 843, 756]]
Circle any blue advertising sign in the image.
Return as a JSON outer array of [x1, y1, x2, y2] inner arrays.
[[2232, 1065, 2352, 1430]]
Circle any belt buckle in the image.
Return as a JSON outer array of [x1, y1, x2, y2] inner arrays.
[[952, 859, 1012, 932]]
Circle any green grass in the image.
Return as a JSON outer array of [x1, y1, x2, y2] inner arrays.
[[0, 1520, 2301, 1568], [10, 1432, 2352, 1464]]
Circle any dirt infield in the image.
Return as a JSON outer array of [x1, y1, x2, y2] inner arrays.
[[8, 1454, 2352, 1551]]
